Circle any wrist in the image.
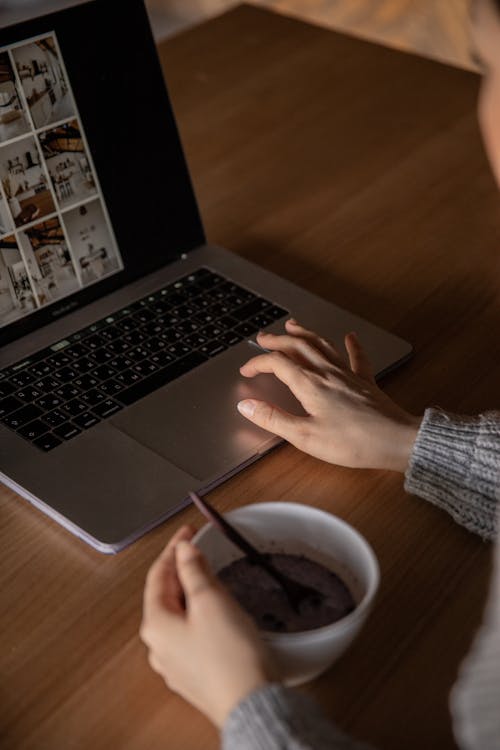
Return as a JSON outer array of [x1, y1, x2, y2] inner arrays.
[[212, 672, 269, 728], [389, 415, 422, 473]]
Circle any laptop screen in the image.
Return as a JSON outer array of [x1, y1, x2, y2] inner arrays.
[[0, 0, 204, 347]]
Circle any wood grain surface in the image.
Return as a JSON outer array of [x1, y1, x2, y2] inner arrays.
[[1, 5, 499, 750]]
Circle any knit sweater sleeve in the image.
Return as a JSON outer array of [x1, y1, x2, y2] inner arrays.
[[404, 408, 500, 540], [221, 684, 373, 750]]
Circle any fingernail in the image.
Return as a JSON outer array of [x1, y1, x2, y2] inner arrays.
[[288, 318, 297, 325], [175, 540, 194, 562], [237, 400, 256, 417]]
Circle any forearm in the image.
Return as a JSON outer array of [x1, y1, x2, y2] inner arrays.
[[222, 684, 374, 750], [404, 408, 500, 540]]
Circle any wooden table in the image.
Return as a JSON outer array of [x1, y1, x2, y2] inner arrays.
[[2, 5, 499, 749]]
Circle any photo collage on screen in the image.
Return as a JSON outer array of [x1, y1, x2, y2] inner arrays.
[[0, 33, 123, 329]]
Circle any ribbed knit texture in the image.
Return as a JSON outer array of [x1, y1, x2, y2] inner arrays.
[[404, 408, 499, 540], [221, 408, 500, 750], [405, 408, 500, 750], [222, 684, 373, 750], [450, 537, 500, 750]]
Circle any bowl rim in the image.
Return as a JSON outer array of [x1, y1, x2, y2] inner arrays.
[[192, 501, 380, 641]]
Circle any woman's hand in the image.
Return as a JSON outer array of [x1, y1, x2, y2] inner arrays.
[[140, 525, 271, 728], [237, 319, 421, 472]]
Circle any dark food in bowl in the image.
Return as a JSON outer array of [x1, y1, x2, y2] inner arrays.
[[218, 553, 355, 633]]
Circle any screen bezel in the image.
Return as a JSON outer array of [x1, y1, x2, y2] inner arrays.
[[0, 0, 205, 348]]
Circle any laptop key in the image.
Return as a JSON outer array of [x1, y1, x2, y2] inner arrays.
[[200, 324, 224, 339], [55, 384, 81, 400], [17, 420, 50, 441], [100, 325, 122, 341], [235, 321, 260, 338], [126, 346, 150, 363], [91, 365, 116, 381], [0, 381, 16, 399], [66, 343, 89, 358], [167, 342, 193, 358], [54, 366, 78, 382], [63, 399, 89, 417], [54, 423, 82, 441], [0, 395, 24, 418], [199, 340, 228, 357], [195, 272, 224, 289], [35, 395, 63, 411], [10, 370, 36, 388], [133, 309, 156, 325], [3, 404, 43, 429], [194, 311, 215, 326], [123, 330, 147, 346], [174, 320, 201, 335], [84, 333, 107, 350], [218, 314, 239, 330], [33, 433, 63, 452], [74, 412, 101, 430], [107, 340, 131, 355], [118, 351, 207, 406], [219, 331, 244, 347], [109, 356, 134, 372], [116, 370, 143, 386], [231, 298, 270, 322], [266, 305, 288, 320], [16, 386, 42, 402], [72, 357, 95, 373], [99, 379, 126, 396], [115, 317, 137, 333], [46, 352, 73, 368], [185, 333, 207, 348], [175, 303, 197, 318], [251, 313, 273, 329], [133, 361, 159, 377], [142, 321, 164, 338], [35, 377, 61, 393], [143, 337, 168, 353], [44, 409, 67, 428], [74, 375, 99, 390], [81, 389, 107, 406], [149, 351, 174, 367], [90, 348, 115, 364], [159, 328, 183, 343], [93, 399, 123, 419], [29, 361, 54, 379]]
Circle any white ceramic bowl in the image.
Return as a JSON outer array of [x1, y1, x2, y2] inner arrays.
[[192, 501, 380, 685]]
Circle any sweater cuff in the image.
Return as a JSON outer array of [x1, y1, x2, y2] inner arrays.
[[222, 683, 373, 750], [404, 408, 499, 540]]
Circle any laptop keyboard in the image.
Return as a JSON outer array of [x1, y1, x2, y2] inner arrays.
[[0, 268, 288, 452]]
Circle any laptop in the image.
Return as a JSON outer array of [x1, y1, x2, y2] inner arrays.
[[0, 0, 412, 553]]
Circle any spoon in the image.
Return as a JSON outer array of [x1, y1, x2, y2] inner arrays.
[[189, 491, 323, 613]]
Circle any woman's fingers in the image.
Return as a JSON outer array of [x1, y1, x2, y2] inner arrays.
[[255, 331, 331, 370], [144, 525, 194, 618], [285, 319, 346, 367], [344, 332, 376, 383], [239, 350, 310, 402], [175, 541, 219, 602], [237, 398, 309, 445]]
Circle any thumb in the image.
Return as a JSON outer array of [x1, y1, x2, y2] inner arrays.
[[237, 399, 309, 444], [175, 540, 218, 603]]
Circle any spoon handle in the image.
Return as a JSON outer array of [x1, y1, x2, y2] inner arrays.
[[189, 492, 320, 612], [189, 491, 265, 564]]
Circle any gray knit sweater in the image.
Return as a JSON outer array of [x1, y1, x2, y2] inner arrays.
[[222, 408, 500, 750]]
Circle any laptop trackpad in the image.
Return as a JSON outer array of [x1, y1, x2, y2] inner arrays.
[[111, 343, 303, 481]]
